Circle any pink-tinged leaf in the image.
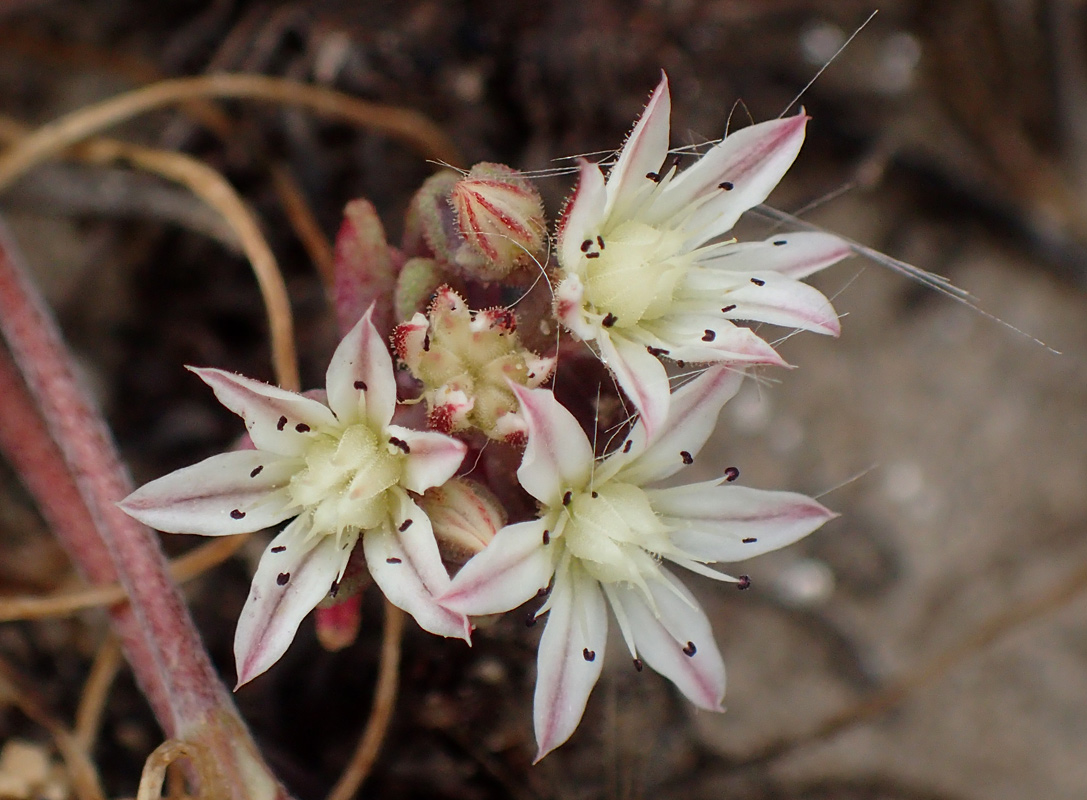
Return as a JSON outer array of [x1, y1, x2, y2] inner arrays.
[[234, 520, 353, 686], [441, 519, 557, 615], [119, 450, 300, 535], [650, 483, 836, 562], [701, 232, 853, 280], [653, 115, 808, 240], [325, 305, 397, 429], [617, 365, 744, 486], [364, 524, 471, 641], [190, 367, 337, 457], [533, 563, 608, 762], [597, 330, 671, 441], [387, 424, 466, 494], [557, 160, 607, 272], [511, 385, 594, 507], [637, 315, 788, 367], [334, 199, 398, 337], [603, 72, 671, 219], [611, 570, 725, 710], [706, 272, 839, 336]]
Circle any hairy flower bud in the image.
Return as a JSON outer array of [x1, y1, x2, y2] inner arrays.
[[449, 163, 546, 280], [418, 478, 505, 565], [392, 285, 555, 443]]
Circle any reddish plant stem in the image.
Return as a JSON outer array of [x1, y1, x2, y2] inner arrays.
[[0, 222, 285, 798]]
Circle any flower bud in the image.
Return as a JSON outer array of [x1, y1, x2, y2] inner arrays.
[[418, 478, 506, 565], [392, 285, 555, 443], [449, 163, 546, 280]]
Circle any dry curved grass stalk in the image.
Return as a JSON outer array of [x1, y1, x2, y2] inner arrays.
[[74, 635, 123, 751], [135, 739, 223, 800], [0, 116, 299, 391], [0, 73, 462, 192], [0, 535, 249, 623], [325, 601, 405, 800], [270, 162, 336, 294]]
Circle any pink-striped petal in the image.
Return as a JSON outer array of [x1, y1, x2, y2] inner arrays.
[[441, 518, 557, 616], [325, 305, 397, 429], [648, 483, 836, 562], [616, 365, 744, 486], [511, 385, 594, 507], [533, 562, 608, 761], [603, 73, 671, 219], [701, 232, 852, 279], [597, 330, 671, 441], [637, 316, 789, 366], [234, 520, 352, 686], [610, 569, 725, 710], [190, 367, 338, 457], [687, 270, 840, 335], [119, 450, 300, 535], [387, 424, 466, 494], [652, 115, 808, 240], [364, 523, 471, 641], [557, 159, 608, 272]]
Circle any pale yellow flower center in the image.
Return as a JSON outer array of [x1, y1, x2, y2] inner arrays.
[[582, 220, 691, 328], [562, 481, 672, 586], [288, 424, 404, 542]]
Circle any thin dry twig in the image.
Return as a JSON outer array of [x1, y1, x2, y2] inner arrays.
[[734, 555, 1087, 768], [271, 162, 336, 293], [325, 601, 405, 800], [74, 634, 123, 751], [0, 114, 300, 391], [0, 534, 249, 623], [0, 657, 106, 800], [0, 73, 461, 192]]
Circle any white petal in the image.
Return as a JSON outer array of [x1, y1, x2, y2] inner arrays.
[[603, 73, 671, 219], [650, 483, 836, 562], [234, 520, 351, 686], [364, 523, 471, 641], [533, 562, 608, 761], [597, 330, 671, 441], [441, 519, 557, 615], [708, 271, 839, 335], [653, 115, 808, 240], [557, 160, 608, 272], [119, 451, 300, 535], [617, 365, 744, 486], [637, 316, 788, 367], [386, 425, 466, 494], [190, 367, 338, 457], [611, 569, 725, 710], [553, 275, 596, 341], [325, 305, 397, 429], [512, 385, 594, 507], [700, 232, 852, 280]]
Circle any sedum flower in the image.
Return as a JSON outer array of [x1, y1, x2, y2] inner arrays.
[[120, 308, 470, 686], [554, 73, 850, 436], [393, 285, 555, 443], [440, 366, 836, 759]]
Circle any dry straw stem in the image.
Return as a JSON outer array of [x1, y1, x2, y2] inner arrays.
[[74, 635, 123, 751], [271, 162, 336, 292], [135, 739, 225, 800], [0, 534, 249, 623], [0, 115, 300, 392], [0, 657, 106, 800], [326, 601, 405, 800], [737, 555, 1087, 769]]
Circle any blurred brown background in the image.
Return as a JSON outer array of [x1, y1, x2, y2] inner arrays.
[[0, 1, 1085, 799]]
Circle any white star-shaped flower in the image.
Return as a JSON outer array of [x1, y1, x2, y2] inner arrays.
[[439, 366, 836, 760], [555, 72, 850, 436], [120, 308, 470, 686]]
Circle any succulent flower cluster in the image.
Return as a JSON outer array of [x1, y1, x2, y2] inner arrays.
[[120, 72, 849, 760]]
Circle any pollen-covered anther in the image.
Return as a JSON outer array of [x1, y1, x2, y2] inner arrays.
[[448, 162, 546, 280]]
